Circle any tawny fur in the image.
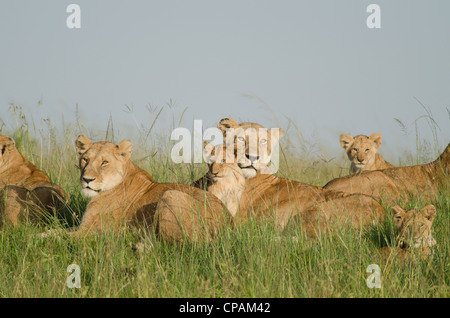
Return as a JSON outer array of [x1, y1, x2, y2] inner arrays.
[[192, 142, 245, 217], [0, 135, 68, 226], [324, 143, 450, 204], [339, 133, 393, 174], [239, 170, 386, 234], [70, 135, 231, 240], [156, 143, 245, 242], [217, 118, 282, 178], [379, 205, 437, 259], [221, 119, 387, 232], [155, 190, 233, 243], [165, 119, 387, 237]]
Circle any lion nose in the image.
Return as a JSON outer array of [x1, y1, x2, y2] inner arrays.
[[246, 154, 259, 163], [83, 177, 96, 184]]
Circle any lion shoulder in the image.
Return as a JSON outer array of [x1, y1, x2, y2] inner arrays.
[[0, 148, 51, 189]]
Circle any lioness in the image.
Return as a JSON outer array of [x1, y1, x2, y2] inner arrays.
[[0, 135, 67, 226], [340, 133, 393, 174], [70, 135, 231, 239], [324, 143, 450, 204], [380, 205, 437, 258], [157, 118, 386, 238]]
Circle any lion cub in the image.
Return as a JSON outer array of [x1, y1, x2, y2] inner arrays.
[[340, 133, 393, 174], [193, 142, 245, 217], [381, 205, 437, 258]]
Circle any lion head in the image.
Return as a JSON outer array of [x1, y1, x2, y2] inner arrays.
[[217, 118, 283, 178], [392, 205, 437, 252], [75, 135, 133, 198], [339, 133, 383, 173], [203, 142, 243, 181]]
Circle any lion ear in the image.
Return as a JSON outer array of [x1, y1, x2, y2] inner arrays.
[[339, 134, 353, 150], [203, 141, 215, 163], [392, 205, 405, 229], [203, 141, 214, 153], [75, 135, 92, 156], [1, 136, 16, 155], [369, 133, 383, 150], [217, 118, 240, 136], [421, 205, 436, 222], [117, 139, 133, 161], [269, 128, 283, 145]]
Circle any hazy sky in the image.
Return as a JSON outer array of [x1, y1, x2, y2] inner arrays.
[[0, 0, 449, 160]]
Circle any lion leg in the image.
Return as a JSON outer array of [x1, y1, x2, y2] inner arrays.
[[155, 190, 232, 243], [0, 185, 69, 227], [0, 185, 29, 226], [27, 186, 68, 222]]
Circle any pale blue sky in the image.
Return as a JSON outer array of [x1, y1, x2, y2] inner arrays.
[[0, 0, 449, 160]]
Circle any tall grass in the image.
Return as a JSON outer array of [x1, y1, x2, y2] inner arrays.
[[0, 103, 448, 298]]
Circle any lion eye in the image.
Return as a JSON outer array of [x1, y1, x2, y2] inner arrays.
[[81, 157, 89, 164], [260, 139, 267, 144], [364, 149, 369, 153], [352, 148, 357, 152], [101, 160, 109, 167]]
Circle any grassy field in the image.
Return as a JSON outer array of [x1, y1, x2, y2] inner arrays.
[[0, 105, 449, 298]]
